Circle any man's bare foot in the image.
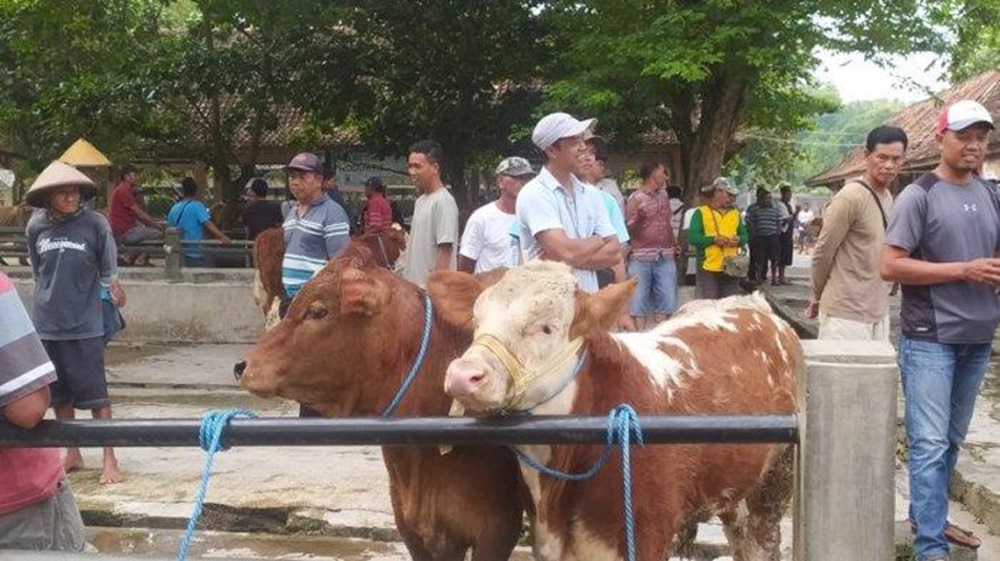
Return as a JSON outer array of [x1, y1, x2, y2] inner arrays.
[[99, 453, 123, 484], [63, 448, 84, 473]]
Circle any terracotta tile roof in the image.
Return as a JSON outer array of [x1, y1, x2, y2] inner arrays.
[[807, 70, 1000, 186]]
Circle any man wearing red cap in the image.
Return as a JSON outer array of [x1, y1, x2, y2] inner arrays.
[[882, 99, 996, 560]]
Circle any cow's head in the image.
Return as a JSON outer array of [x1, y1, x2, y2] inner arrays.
[[235, 243, 415, 415], [433, 261, 635, 413]]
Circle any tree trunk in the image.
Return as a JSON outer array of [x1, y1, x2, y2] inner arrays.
[[670, 71, 748, 204]]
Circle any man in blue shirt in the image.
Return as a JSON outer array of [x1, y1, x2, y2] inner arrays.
[[166, 177, 231, 267], [515, 112, 622, 297]]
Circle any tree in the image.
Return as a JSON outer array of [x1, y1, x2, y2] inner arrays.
[[128, 1, 357, 208], [936, 0, 1000, 81], [543, 0, 945, 201], [0, 0, 164, 171], [324, 1, 549, 206]]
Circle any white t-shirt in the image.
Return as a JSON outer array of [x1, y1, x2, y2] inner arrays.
[[797, 209, 815, 230], [460, 202, 517, 273]]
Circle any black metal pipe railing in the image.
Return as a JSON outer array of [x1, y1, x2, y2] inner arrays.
[[0, 415, 798, 448]]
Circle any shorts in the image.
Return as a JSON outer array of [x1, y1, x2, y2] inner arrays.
[[627, 256, 678, 316], [0, 479, 85, 551], [42, 337, 110, 410], [119, 225, 161, 244]]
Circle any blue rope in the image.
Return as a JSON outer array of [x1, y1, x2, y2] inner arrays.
[[381, 293, 433, 417], [177, 409, 259, 561], [510, 404, 644, 561]]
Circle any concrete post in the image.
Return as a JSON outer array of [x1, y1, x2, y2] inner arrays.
[[794, 340, 897, 561], [164, 227, 183, 281]]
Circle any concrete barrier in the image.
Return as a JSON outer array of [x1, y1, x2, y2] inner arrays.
[[795, 340, 898, 561], [10, 269, 264, 344]]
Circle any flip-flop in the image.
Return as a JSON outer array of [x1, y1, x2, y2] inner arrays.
[[945, 522, 982, 549], [909, 519, 982, 549]]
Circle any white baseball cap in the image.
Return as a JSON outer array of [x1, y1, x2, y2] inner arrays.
[[532, 112, 597, 150], [937, 100, 994, 133]]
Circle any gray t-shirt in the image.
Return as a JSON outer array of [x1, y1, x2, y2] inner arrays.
[[885, 173, 1000, 344], [398, 187, 459, 286], [26, 210, 118, 340]]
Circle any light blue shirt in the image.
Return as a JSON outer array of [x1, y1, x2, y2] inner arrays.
[[600, 191, 630, 244], [515, 167, 617, 293], [166, 199, 211, 260]]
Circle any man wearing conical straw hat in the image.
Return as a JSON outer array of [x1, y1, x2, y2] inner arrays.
[[24, 161, 124, 484]]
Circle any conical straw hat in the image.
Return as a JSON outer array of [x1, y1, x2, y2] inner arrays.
[[25, 161, 97, 208], [59, 138, 111, 167]]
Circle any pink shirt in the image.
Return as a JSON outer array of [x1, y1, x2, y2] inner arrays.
[[0, 449, 63, 515], [364, 193, 393, 234]]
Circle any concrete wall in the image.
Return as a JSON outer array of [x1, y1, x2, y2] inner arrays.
[[10, 269, 264, 344]]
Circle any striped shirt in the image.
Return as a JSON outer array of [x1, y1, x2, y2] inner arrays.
[[282, 196, 351, 297], [745, 204, 782, 237], [0, 271, 63, 516], [0, 272, 56, 407]]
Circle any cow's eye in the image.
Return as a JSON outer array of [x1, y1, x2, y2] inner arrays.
[[304, 307, 328, 320], [541, 325, 553, 335]]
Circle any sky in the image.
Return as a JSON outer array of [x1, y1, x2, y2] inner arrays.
[[814, 50, 950, 104]]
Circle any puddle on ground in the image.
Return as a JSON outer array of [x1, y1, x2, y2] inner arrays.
[[106, 343, 176, 367], [86, 527, 406, 560], [110, 390, 281, 411]]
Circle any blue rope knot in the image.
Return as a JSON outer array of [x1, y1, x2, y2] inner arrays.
[[510, 404, 644, 561], [178, 408, 258, 561]]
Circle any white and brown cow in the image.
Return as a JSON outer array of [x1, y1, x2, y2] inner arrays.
[[236, 244, 524, 561], [431, 260, 800, 561]]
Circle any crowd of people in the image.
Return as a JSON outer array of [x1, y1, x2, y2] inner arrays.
[[1, 99, 996, 561]]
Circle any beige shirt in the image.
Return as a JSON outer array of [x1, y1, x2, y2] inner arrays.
[[398, 187, 459, 287], [811, 179, 893, 323]]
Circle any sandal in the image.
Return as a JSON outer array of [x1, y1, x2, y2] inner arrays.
[[909, 519, 982, 549]]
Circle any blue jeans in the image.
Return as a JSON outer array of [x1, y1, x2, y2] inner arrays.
[[899, 334, 991, 561], [627, 256, 677, 317]]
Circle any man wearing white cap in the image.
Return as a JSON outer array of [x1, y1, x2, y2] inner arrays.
[[24, 161, 125, 485], [881, 99, 996, 560], [459, 156, 534, 273], [515, 112, 622, 294]]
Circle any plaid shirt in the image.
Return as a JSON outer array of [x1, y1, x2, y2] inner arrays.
[[626, 188, 677, 261]]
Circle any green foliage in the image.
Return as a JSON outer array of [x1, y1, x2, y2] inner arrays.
[[544, 0, 945, 200], [0, 0, 164, 168], [329, 1, 549, 202], [933, 0, 1000, 81], [793, 99, 905, 182]]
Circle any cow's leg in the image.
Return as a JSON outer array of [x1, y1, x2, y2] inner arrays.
[[470, 518, 521, 561], [719, 504, 750, 561], [741, 445, 794, 561], [389, 492, 434, 561]]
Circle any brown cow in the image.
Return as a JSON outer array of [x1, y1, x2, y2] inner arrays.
[[434, 261, 799, 561], [252, 227, 407, 329], [235, 244, 524, 561], [0, 203, 32, 227]]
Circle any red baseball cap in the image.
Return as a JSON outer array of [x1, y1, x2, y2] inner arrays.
[[937, 100, 994, 134]]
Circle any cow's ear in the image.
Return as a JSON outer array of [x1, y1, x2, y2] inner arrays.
[[427, 270, 485, 330], [340, 268, 390, 317], [570, 278, 638, 338]]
